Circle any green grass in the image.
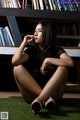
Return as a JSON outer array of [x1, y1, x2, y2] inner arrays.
[[0, 97, 80, 120]]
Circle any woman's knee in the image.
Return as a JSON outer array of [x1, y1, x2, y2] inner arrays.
[[13, 65, 24, 75], [58, 66, 68, 75]]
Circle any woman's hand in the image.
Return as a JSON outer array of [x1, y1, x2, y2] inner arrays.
[[40, 58, 50, 75], [23, 35, 34, 46]]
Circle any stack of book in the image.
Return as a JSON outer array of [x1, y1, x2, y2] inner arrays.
[[0, 0, 80, 11], [0, 0, 21, 8], [22, 0, 80, 11], [0, 26, 15, 47]]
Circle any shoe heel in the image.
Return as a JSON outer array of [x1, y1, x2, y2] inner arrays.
[[45, 97, 56, 110], [31, 99, 42, 114]]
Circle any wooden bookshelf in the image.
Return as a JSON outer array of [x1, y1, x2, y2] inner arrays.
[[0, 47, 18, 55], [0, 46, 80, 57], [0, 8, 80, 91]]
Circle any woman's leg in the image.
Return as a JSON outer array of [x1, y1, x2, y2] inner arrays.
[[13, 64, 42, 103], [37, 66, 68, 102]]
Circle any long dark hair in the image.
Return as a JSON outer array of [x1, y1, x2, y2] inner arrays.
[[38, 20, 56, 53]]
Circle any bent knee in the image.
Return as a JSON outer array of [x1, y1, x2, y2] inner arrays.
[[58, 66, 68, 75], [13, 65, 24, 74]]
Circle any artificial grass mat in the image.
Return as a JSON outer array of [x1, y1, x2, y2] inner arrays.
[[0, 97, 80, 120]]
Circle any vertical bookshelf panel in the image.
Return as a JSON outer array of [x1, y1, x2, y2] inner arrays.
[[7, 16, 22, 47]]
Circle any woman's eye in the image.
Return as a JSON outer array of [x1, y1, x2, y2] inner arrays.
[[34, 29, 42, 33], [39, 30, 42, 32]]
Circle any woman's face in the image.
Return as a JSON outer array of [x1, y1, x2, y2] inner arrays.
[[33, 23, 42, 44]]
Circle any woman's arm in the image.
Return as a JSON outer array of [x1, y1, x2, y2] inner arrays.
[[40, 52, 74, 75], [45, 52, 74, 67], [12, 35, 33, 66]]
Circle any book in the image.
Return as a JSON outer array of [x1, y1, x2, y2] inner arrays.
[[3, 28, 12, 46], [17, 0, 21, 8], [38, 0, 44, 10], [74, 0, 80, 11], [71, 0, 78, 11], [4, 26, 15, 46], [0, 35, 3, 46], [68, 0, 75, 11], [36, 0, 40, 10], [48, 0, 54, 10], [12, 0, 19, 8], [59, 0, 68, 11], [43, 0, 51, 10], [51, 0, 57, 10], [4, 0, 18, 8], [0, 27, 5, 46], [32, 0, 37, 9], [3, 0, 7, 8], [24, 0, 32, 9], [54, 0, 60, 10], [0, 0, 6, 8], [22, 0, 24, 9], [56, 0, 62, 10]]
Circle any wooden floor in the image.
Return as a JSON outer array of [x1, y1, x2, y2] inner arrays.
[[0, 92, 80, 98], [0, 92, 21, 98]]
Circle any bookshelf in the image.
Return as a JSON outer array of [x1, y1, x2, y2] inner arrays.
[[0, 9, 80, 91], [0, 9, 80, 54]]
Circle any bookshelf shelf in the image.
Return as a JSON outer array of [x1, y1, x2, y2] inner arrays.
[[62, 46, 80, 49], [0, 46, 80, 57], [56, 35, 80, 39], [0, 8, 80, 20], [63, 47, 80, 57], [0, 47, 18, 55]]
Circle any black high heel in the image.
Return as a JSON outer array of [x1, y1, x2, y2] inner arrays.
[[45, 97, 56, 110], [31, 99, 42, 115]]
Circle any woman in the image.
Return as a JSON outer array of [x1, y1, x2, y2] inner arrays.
[[12, 20, 74, 114]]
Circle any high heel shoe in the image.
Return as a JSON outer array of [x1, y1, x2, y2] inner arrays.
[[45, 97, 56, 110], [31, 99, 42, 115]]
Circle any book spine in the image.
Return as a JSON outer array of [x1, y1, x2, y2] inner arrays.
[[4, 26, 15, 46], [12, 0, 19, 8], [36, 0, 40, 10], [54, 0, 60, 10], [59, 0, 68, 11], [56, 0, 62, 10], [32, 0, 37, 9], [67, 0, 74, 11], [51, 0, 57, 10], [26, 0, 32, 9], [0, 27, 5, 46], [43, 0, 51, 10], [48, 0, 54, 10], [22, 0, 25, 9], [3, 29, 11, 46], [0, 0, 6, 8], [0, 35, 3, 46], [74, 0, 80, 11], [17, 0, 21, 8], [38, 0, 44, 10], [4, 0, 7, 8]]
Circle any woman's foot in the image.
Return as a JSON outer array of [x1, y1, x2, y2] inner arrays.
[[31, 99, 42, 114], [45, 97, 56, 110]]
